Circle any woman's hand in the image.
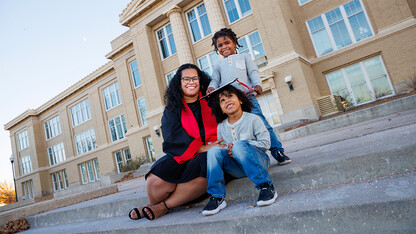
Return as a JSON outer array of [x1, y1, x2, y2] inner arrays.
[[197, 139, 225, 153]]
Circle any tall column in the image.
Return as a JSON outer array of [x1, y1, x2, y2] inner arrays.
[[204, 0, 227, 33], [166, 6, 194, 65]]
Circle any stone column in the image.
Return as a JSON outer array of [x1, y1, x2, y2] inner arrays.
[[204, 0, 226, 33], [166, 6, 194, 64]]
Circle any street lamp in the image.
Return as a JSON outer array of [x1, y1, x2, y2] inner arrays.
[[9, 155, 18, 202]]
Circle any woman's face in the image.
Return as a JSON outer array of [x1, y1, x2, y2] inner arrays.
[[181, 68, 200, 100]]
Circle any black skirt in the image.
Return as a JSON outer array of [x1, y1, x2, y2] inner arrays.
[[145, 152, 207, 184]]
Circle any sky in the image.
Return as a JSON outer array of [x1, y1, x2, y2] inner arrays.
[[0, 0, 132, 185]]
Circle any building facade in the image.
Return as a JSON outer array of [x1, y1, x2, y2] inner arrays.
[[5, 0, 416, 199]]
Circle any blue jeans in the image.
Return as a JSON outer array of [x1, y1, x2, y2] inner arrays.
[[206, 140, 272, 198], [248, 95, 284, 158]]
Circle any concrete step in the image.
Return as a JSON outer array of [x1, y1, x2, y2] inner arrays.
[[23, 172, 416, 233], [277, 93, 416, 141], [25, 115, 416, 228], [27, 109, 416, 227]]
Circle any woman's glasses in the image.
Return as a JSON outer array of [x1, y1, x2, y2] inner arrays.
[[181, 76, 199, 84]]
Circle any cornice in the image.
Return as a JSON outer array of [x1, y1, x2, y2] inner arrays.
[[120, 0, 163, 27]]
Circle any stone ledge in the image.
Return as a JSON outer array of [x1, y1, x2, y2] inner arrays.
[[0, 184, 118, 226]]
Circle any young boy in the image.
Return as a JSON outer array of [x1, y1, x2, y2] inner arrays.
[[207, 28, 291, 166], [202, 85, 278, 216]]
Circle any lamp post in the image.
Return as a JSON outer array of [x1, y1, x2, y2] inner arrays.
[[9, 155, 18, 202]]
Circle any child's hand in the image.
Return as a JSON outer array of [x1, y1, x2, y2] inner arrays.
[[254, 85, 262, 95], [207, 87, 215, 94], [226, 143, 233, 157]]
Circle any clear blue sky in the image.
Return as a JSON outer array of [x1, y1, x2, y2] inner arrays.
[[0, 0, 131, 184]]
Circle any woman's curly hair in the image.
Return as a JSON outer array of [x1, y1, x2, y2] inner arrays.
[[209, 85, 253, 123], [164, 63, 211, 111], [211, 28, 242, 54]]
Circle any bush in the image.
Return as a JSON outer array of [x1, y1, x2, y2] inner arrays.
[[120, 157, 145, 173]]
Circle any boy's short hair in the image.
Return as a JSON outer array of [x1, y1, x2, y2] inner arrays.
[[209, 85, 253, 123], [211, 28, 242, 54]]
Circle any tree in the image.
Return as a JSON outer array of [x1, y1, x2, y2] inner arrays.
[[0, 180, 16, 205]]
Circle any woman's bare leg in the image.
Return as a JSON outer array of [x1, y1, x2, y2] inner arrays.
[[146, 173, 177, 205], [143, 177, 208, 219]]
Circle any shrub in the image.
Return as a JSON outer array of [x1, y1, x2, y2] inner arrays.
[[120, 156, 146, 173]]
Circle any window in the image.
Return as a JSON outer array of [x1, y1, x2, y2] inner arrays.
[[70, 99, 91, 127], [137, 98, 148, 126], [102, 82, 122, 110], [306, 0, 373, 57], [75, 129, 97, 155], [79, 159, 100, 184], [114, 148, 132, 173], [198, 52, 220, 76], [238, 31, 267, 65], [109, 114, 127, 142], [20, 155, 32, 175], [129, 60, 142, 87], [52, 170, 68, 191], [22, 180, 33, 199], [223, 0, 252, 24], [326, 56, 394, 106], [257, 93, 281, 126], [165, 70, 177, 85], [48, 142, 66, 166], [186, 3, 212, 42], [17, 130, 29, 151], [298, 0, 310, 5], [44, 116, 61, 140], [156, 24, 177, 60], [145, 137, 156, 162]]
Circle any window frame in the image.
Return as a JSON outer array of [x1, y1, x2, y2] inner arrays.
[[79, 159, 100, 184], [197, 52, 220, 76], [20, 155, 32, 175], [298, 0, 310, 6], [326, 55, 394, 106], [22, 180, 33, 199], [52, 170, 68, 192], [114, 148, 131, 173], [137, 98, 148, 126], [108, 114, 128, 142], [48, 142, 66, 166], [165, 70, 177, 85], [306, 0, 374, 57], [222, 0, 253, 24], [156, 24, 177, 60], [186, 3, 212, 43], [70, 99, 92, 127], [102, 82, 122, 111], [17, 130, 29, 151], [145, 136, 156, 162], [74, 128, 97, 156], [129, 60, 142, 88], [44, 115, 62, 140], [238, 31, 267, 62]]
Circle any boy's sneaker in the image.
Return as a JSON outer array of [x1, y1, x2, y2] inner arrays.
[[257, 183, 278, 206], [202, 197, 227, 216], [276, 151, 291, 166]]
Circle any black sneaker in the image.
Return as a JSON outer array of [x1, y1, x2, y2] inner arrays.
[[257, 183, 278, 206], [202, 197, 227, 216], [275, 151, 291, 166]]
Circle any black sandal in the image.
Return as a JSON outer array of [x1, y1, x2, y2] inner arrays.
[[128, 208, 142, 220], [142, 201, 170, 220]]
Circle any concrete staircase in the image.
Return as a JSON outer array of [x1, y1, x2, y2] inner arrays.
[[22, 95, 416, 233]]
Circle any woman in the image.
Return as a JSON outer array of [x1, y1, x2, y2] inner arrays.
[[129, 63, 223, 220]]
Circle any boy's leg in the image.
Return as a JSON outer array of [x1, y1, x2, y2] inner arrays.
[[204, 146, 229, 216], [206, 146, 229, 198], [248, 95, 291, 165], [229, 140, 272, 189]]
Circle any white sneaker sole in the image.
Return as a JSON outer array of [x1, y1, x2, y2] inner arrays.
[[257, 191, 278, 206], [202, 200, 227, 216]]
